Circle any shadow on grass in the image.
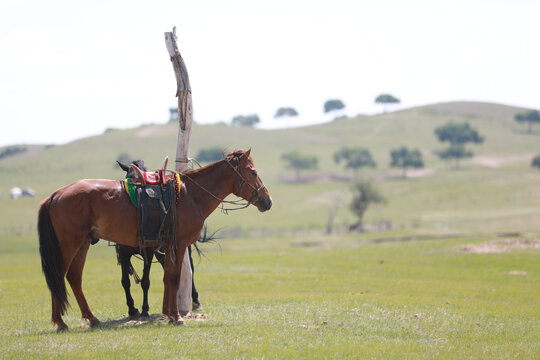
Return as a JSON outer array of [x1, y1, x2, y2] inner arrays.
[[91, 312, 208, 330], [36, 313, 211, 335]]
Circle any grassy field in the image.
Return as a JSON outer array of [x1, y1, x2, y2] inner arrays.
[[1, 101, 539, 358], [1, 232, 539, 359]]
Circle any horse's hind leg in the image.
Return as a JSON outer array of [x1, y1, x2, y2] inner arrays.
[[188, 246, 202, 311], [51, 296, 68, 331], [118, 247, 140, 318], [65, 240, 100, 327], [140, 247, 155, 317]]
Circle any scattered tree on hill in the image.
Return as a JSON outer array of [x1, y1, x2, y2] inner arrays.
[[274, 107, 299, 127], [281, 151, 318, 181], [231, 114, 260, 127], [514, 110, 540, 133], [169, 107, 178, 123], [375, 94, 400, 113], [334, 147, 376, 178], [438, 144, 472, 168], [324, 99, 346, 114], [349, 180, 386, 232], [532, 155, 540, 170], [274, 107, 299, 118], [434, 122, 484, 168], [0, 146, 27, 160], [196, 147, 223, 163], [389, 146, 424, 178]]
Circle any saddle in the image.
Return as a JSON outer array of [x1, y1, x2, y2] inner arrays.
[[123, 157, 181, 249]]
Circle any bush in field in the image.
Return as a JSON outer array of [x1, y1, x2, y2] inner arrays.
[[349, 179, 386, 232]]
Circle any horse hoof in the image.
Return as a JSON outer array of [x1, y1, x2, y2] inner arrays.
[[89, 318, 101, 328], [172, 314, 185, 325], [173, 318, 185, 326], [128, 309, 141, 319], [56, 324, 68, 333], [192, 303, 203, 312], [140, 311, 150, 318]]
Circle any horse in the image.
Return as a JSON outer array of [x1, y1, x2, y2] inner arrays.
[[114, 159, 202, 318], [38, 149, 272, 331]]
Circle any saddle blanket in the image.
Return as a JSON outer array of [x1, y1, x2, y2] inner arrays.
[[124, 173, 181, 207], [123, 173, 181, 245]]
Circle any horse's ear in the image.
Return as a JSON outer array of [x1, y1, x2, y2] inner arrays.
[[117, 160, 130, 172], [245, 148, 251, 158]]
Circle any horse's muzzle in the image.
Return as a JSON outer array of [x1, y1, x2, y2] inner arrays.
[[257, 195, 272, 212]]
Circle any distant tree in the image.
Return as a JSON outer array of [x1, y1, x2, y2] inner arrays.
[[274, 107, 299, 118], [439, 144, 472, 168], [389, 146, 424, 178], [334, 147, 376, 178], [514, 110, 540, 133], [434, 122, 484, 145], [196, 147, 223, 163], [375, 94, 400, 113], [324, 99, 346, 114], [169, 107, 178, 123], [434, 122, 484, 168], [349, 179, 386, 232], [0, 146, 27, 160], [532, 155, 540, 170], [231, 114, 260, 127], [281, 151, 318, 181]]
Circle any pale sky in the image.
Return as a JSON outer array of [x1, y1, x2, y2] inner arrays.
[[1, 0, 539, 146]]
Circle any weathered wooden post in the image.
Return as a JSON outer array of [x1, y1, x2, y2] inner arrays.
[[164, 27, 193, 316]]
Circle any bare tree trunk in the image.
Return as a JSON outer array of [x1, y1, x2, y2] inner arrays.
[[165, 27, 193, 316]]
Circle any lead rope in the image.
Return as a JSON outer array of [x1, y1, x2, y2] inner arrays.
[[181, 156, 263, 213]]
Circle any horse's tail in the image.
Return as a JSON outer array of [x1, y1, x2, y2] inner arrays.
[[38, 196, 69, 315]]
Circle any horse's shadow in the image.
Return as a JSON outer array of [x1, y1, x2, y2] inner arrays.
[[89, 312, 208, 330]]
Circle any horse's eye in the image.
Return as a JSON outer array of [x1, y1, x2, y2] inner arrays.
[[252, 170, 258, 177]]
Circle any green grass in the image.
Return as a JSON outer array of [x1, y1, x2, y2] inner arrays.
[[1, 233, 539, 359]]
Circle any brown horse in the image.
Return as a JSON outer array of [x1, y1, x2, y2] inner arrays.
[[38, 149, 272, 331]]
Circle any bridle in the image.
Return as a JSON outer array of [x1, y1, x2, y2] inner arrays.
[[182, 154, 267, 213], [225, 154, 267, 207]]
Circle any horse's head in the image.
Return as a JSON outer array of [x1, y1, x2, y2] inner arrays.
[[117, 159, 148, 179], [226, 148, 272, 212]]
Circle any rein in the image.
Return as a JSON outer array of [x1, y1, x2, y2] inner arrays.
[[181, 156, 266, 214]]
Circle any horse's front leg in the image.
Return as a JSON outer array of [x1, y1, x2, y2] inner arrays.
[[162, 245, 186, 325]]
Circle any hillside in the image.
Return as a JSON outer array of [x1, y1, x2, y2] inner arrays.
[[1, 101, 539, 237]]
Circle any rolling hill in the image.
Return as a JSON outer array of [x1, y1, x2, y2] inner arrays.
[[1, 101, 539, 237]]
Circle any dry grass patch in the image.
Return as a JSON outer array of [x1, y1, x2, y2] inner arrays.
[[461, 237, 540, 253]]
